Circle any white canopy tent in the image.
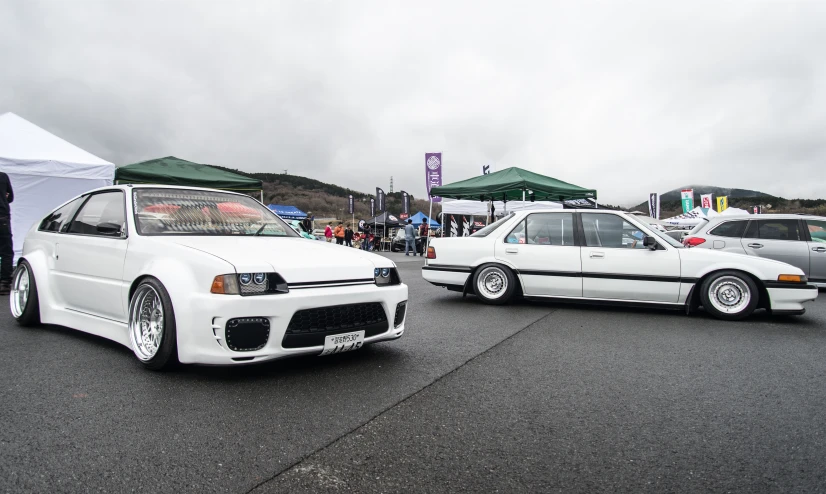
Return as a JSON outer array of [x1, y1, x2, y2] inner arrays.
[[441, 198, 563, 216], [661, 206, 720, 228], [720, 207, 751, 216], [0, 112, 115, 261]]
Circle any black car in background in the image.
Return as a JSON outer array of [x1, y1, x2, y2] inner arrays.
[[390, 229, 425, 254]]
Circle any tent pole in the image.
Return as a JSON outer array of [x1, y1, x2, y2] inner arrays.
[[427, 199, 434, 251], [522, 189, 525, 202]]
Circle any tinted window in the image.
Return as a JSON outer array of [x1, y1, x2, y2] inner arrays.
[[744, 220, 758, 239], [524, 213, 575, 245], [754, 220, 802, 241], [68, 192, 126, 236], [39, 197, 84, 233], [581, 213, 649, 249], [709, 220, 748, 238], [807, 220, 826, 244]]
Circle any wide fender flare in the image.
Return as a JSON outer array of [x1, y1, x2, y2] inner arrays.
[[16, 251, 54, 317]]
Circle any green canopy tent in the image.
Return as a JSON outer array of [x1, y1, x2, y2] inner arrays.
[[429, 167, 597, 203], [115, 156, 264, 201]]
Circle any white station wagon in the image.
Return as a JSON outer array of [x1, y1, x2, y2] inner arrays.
[[422, 209, 817, 320]]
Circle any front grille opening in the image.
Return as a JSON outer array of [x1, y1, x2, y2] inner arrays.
[[282, 303, 389, 348], [394, 301, 407, 328], [225, 317, 270, 351]]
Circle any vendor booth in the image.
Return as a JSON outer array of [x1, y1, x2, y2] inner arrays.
[[115, 156, 263, 200], [267, 204, 307, 220], [0, 112, 116, 261], [408, 211, 440, 228]]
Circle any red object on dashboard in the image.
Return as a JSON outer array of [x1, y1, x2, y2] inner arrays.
[[684, 237, 706, 248]]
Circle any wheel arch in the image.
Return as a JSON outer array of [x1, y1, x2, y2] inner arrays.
[[464, 260, 524, 298]]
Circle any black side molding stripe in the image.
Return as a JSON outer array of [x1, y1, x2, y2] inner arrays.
[[517, 270, 581, 278], [422, 265, 473, 273], [763, 281, 818, 290], [517, 270, 698, 284]]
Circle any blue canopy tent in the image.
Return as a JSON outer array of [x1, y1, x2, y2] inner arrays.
[[267, 204, 307, 220], [409, 211, 440, 228]]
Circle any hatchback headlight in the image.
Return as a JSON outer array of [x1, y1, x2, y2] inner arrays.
[[374, 268, 400, 286]]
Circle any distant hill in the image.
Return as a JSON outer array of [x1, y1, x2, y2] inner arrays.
[[631, 185, 826, 217], [211, 165, 437, 221]]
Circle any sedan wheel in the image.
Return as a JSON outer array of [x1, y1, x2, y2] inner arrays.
[[700, 271, 758, 321], [473, 264, 516, 305], [128, 278, 178, 370]]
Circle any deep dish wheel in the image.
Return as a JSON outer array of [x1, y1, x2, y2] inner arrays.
[[699, 270, 759, 321], [472, 264, 517, 305], [128, 278, 178, 370], [10, 260, 40, 326]]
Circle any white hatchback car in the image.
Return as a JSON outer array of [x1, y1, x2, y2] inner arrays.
[[10, 185, 408, 370], [682, 214, 826, 288], [422, 210, 817, 320]]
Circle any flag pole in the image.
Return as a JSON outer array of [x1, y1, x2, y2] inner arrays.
[[427, 198, 433, 251]]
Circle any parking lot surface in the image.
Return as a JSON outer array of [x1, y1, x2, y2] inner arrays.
[[2, 252, 825, 493]]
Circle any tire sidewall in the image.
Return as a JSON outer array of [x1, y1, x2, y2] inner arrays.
[[472, 263, 516, 305], [700, 270, 759, 321], [130, 277, 178, 370], [12, 260, 41, 326]]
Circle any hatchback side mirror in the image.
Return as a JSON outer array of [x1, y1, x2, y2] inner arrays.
[[643, 236, 658, 250]]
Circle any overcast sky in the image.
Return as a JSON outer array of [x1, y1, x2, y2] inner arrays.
[[2, 0, 825, 206]]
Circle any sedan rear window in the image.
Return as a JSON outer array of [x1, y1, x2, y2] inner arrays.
[[708, 220, 748, 238], [470, 213, 514, 237]]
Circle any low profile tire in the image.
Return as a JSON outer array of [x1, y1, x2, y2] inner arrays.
[[699, 270, 759, 321], [10, 260, 41, 326], [472, 264, 516, 305], [128, 278, 178, 370]]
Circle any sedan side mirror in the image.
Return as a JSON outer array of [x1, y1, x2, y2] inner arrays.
[[643, 236, 658, 250], [96, 222, 122, 236]]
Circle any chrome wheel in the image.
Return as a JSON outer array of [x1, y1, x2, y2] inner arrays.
[[707, 276, 751, 314], [129, 285, 165, 361], [10, 264, 30, 318], [477, 266, 508, 300]]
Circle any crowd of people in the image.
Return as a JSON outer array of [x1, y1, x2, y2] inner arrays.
[[323, 221, 376, 250]]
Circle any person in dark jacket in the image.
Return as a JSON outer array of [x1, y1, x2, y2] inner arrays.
[[0, 172, 14, 295], [344, 224, 354, 247]]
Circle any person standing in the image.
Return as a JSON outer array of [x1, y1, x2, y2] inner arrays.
[[301, 213, 313, 235], [344, 223, 354, 247], [324, 223, 333, 243], [404, 219, 416, 256], [361, 224, 371, 250], [334, 222, 345, 245], [0, 172, 14, 295]]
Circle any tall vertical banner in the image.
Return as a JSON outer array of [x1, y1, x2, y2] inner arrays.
[[425, 153, 442, 202], [401, 191, 410, 215], [376, 187, 385, 212], [648, 193, 660, 219], [370, 198, 375, 217], [482, 164, 494, 175], [716, 196, 728, 212], [700, 193, 713, 209], [680, 189, 694, 213], [347, 195, 354, 214]]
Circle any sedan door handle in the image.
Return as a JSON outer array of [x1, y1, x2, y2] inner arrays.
[[814, 246, 826, 253], [747, 243, 763, 249], [505, 247, 518, 254], [590, 252, 605, 259]]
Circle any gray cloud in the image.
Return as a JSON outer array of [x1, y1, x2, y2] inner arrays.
[[2, 0, 825, 206]]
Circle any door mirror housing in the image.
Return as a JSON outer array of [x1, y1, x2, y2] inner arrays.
[[96, 222, 122, 236], [643, 235, 658, 250]]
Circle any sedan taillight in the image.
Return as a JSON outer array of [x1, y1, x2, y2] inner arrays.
[[684, 237, 706, 248], [426, 246, 436, 259]]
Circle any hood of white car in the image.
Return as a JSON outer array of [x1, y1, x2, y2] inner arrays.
[[160, 236, 393, 284]]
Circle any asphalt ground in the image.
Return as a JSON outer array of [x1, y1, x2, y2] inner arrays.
[[2, 252, 826, 493]]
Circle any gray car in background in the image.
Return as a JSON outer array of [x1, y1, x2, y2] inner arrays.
[[682, 214, 826, 287]]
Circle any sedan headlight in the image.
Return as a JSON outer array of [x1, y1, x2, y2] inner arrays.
[[211, 273, 289, 295]]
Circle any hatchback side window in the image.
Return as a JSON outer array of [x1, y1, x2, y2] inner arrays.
[[708, 220, 748, 238], [746, 219, 802, 241], [38, 197, 84, 233], [68, 192, 126, 237], [806, 220, 826, 244]]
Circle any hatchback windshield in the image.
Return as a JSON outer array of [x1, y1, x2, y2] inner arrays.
[[133, 189, 298, 237]]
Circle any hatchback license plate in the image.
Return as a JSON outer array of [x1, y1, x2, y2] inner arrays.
[[320, 330, 365, 356]]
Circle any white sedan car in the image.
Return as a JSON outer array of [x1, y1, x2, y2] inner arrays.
[[10, 185, 408, 370], [422, 209, 817, 320]]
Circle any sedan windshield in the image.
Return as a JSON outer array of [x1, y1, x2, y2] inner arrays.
[[133, 189, 298, 237]]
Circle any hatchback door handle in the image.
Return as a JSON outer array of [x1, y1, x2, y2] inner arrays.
[[814, 247, 826, 253], [747, 243, 763, 249], [590, 252, 605, 259], [505, 247, 518, 254]]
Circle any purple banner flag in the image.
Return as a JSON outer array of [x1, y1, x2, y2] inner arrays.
[[425, 152, 442, 203]]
